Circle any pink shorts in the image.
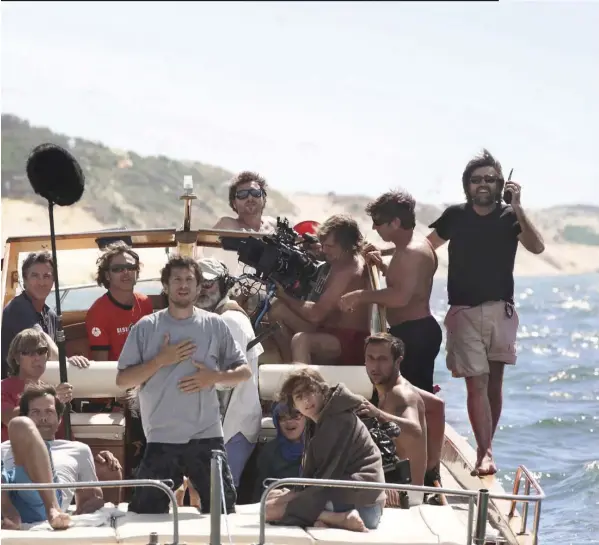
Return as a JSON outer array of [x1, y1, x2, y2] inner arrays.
[[444, 301, 519, 378]]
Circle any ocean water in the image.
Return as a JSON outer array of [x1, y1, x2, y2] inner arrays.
[[54, 272, 598, 543], [430, 274, 599, 545]]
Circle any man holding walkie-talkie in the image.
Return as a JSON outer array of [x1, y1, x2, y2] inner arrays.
[[427, 149, 544, 478]]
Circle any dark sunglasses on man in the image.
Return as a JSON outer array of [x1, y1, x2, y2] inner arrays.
[[21, 346, 49, 357], [109, 264, 138, 274], [469, 175, 503, 185], [235, 188, 264, 200]]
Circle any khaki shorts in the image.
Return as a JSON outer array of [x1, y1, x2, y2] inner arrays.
[[444, 301, 519, 378]]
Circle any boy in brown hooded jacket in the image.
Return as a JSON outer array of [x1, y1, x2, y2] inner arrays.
[[265, 367, 385, 532]]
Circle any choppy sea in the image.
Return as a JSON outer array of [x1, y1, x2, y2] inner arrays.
[[59, 272, 598, 544], [430, 274, 599, 545]]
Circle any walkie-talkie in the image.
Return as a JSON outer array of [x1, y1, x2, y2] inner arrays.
[[503, 168, 514, 204]]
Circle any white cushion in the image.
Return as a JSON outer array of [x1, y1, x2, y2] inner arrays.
[[305, 505, 465, 545], [115, 503, 314, 545], [259, 364, 373, 401], [0, 526, 117, 544], [42, 361, 125, 399]]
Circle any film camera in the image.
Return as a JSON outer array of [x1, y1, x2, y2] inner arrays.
[[234, 217, 320, 299], [361, 416, 412, 509]]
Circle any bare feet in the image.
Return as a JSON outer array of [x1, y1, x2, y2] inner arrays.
[[189, 482, 201, 509], [314, 521, 328, 528], [48, 507, 71, 530], [2, 516, 21, 530], [175, 479, 187, 507], [472, 449, 498, 477], [319, 510, 368, 532]]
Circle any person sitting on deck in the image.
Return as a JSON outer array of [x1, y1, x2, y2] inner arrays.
[[2, 251, 90, 380], [252, 402, 305, 503], [269, 215, 370, 365], [1, 383, 106, 530], [265, 367, 385, 532], [1, 328, 123, 489]]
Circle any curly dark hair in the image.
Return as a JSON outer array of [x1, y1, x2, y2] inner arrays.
[[94, 241, 140, 289], [160, 255, 202, 287], [365, 190, 416, 230], [228, 171, 268, 212], [462, 149, 505, 204], [317, 214, 364, 255]]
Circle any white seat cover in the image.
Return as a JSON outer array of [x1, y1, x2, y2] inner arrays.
[[42, 361, 125, 399], [71, 412, 126, 441], [306, 505, 466, 545], [115, 502, 314, 544], [259, 364, 373, 401], [0, 526, 117, 544]]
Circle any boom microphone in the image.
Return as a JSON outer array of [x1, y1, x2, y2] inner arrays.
[[26, 143, 85, 206], [25, 143, 86, 440]]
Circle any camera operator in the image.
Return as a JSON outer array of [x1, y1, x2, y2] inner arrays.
[[359, 333, 427, 505], [269, 215, 370, 366]]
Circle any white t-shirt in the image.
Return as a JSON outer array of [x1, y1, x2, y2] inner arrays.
[[219, 309, 264, 444], [1, 439, 98, 510]]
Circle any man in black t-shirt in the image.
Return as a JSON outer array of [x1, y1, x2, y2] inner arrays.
[[427, 149, 544, 477]]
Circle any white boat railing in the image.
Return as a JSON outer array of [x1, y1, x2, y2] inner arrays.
[[509, 465, 545, 539], [1, 454, 546, 545], [1, 478, 180, 545]]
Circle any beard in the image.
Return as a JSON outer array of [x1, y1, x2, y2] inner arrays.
[[196, 290, 222, 310], [472, 189, 497, 207]]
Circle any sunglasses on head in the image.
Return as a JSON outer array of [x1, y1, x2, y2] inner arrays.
[[21, 347, 49, 357], [470, 175, 502, 185], [109, 264, 138, 273], [235, 188, 263, 200]]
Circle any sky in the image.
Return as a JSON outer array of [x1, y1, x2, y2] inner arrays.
[[1, 1, 598, 208]]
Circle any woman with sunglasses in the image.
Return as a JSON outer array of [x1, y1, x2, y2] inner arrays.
[[1, 328, 73, 442]]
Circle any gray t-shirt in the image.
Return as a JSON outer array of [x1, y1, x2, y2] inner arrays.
[[118, 308, 247, 444]]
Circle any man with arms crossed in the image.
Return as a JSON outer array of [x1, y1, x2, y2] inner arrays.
[[270, 215, 370, 365], [427, 149, 544, 476], [2, 384, 105, 530], [339, 190, 442, 393], [116, 256, 252, 514]]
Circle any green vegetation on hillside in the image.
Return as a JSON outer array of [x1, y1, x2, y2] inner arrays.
[[560, 225, 599, 246], [1, 114, 296, 229]]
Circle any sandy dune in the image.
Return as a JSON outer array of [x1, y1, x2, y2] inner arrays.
[[2, 197, 598, 287]]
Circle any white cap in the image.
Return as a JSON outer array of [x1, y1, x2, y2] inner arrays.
[[197, 257, 228, 281]]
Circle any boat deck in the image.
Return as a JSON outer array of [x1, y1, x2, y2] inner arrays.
[[1, 462, 501, 545]]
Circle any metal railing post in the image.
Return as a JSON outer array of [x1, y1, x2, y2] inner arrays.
[[520, 479, 531, 534], [474, 488, 490, 545], [210, 450, 223, 545], [1, 479, 182, 545], [467, 496, 475, 545]]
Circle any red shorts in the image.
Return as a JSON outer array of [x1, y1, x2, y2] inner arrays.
[[319, 327, 369, 366]]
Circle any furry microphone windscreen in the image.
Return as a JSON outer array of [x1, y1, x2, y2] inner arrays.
[[26, 143, 85, 206]]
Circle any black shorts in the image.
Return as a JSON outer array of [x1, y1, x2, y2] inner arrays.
[[389, 316, 443, 393], [128, 437, 237, 514]]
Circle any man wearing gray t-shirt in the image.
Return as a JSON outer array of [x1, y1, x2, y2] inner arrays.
[[116, 256, 252, 514]]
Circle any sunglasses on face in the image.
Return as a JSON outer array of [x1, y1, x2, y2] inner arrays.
[[372, 216, 390, 227], [200, 279, 217, 290], [470, 175, 502, 185], [21, 347, 49, 357], [235, 188, 263, 200], [109, 264, 138, 274]]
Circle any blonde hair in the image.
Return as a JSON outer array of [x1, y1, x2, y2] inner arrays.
[[6, 328, 49, 377]]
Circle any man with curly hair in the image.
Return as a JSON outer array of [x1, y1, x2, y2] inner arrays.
[[213, 171, 277, 233]]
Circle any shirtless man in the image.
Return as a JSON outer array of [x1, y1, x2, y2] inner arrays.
[[358, 333, 427, 504], [213, 171, 277, 233], [270, 215, 370, 365], [339, 190, 442, 393]]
